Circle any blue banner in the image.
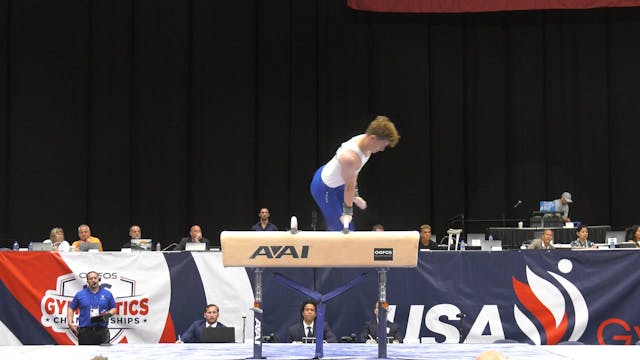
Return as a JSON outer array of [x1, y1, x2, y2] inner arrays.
[[258, 251, 640, 345]]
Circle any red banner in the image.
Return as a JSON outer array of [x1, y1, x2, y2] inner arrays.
[[347, 0, 640, 13]]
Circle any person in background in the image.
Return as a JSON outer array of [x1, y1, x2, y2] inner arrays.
[[554, 192, 573, 223], [176, 224, 210, 250], [359, 301, 402, 343], [67, 271, 117, 345], [251, 208, 279, 231], [122, 225, 142, 248], [44, 227, 71, 252], [476, 350, 507, 360], [287, 300, 337, 343], [570, 225, 596, 249], [418, 224, 438, 250], [627, 224, 640, 248], [372, 224, 384, 231], [177, 304, 227, 343], [528, 229, 555, 250], [72, 224, 104, 252]]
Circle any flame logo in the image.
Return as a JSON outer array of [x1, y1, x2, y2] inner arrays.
[[512, 262, 588, 344]]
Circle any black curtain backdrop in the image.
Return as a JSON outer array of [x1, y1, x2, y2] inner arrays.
[[1, 1, 639, 250]]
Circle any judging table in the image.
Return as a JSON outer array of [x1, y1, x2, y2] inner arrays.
[[486, 225, 611, 248], [2, 247, 640, 346]]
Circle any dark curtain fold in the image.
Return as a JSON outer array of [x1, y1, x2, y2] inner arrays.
[[1, 0, 639, 249]]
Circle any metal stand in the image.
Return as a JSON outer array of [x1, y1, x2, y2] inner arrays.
[[377, 268, 388, 359], [248, 268, 266, 360]]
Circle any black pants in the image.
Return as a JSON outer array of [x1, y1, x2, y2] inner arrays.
[[78, 327, 110, 345]]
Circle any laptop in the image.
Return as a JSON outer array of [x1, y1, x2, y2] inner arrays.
[[185, 242, 207, 251], [481, 239, 502, 251], [538, 201, 563, 215], [466, 233, 485, 247], [201, 326, 235, 343], [605, 231, 626, 247], [78, 242, 100, 252], [31, 242, 53, 251], [616, 242, 638, 249], [130, 239, 153, 251]]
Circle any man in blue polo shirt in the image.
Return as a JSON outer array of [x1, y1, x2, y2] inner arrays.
[[67, 271, 117, 345]]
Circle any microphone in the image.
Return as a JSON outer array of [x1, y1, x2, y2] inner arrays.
[[512, 200, 522, 209], [162, 243, 178, 251], [448, 213, 462, 221]]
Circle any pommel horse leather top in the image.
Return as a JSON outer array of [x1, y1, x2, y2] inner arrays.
[[220, 231, 419, 268]]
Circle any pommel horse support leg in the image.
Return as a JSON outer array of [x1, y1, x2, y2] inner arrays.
[[221, 230, 419, 359], [247, 268, 265, 360]]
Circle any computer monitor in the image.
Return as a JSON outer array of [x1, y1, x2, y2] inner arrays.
[[616, 242, 638, 249], [30, 242, 53, 251], [466, 233, 485, 247], [539, 201, 559, 213], [481, 239, 502, 251], [78, 242, 100, 252], [605, 231, 626, 246], [185, 242, 207, 251], [130, 239, 153, 251], [201, 327, 235, 343]]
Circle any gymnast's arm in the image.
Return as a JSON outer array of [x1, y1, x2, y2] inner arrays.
[[338, 151, 361, 209]]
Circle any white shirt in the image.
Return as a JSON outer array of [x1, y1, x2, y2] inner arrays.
[[43, 239, 71, 252], [321, 135, 370, 187], [302, 321, 314, 337]]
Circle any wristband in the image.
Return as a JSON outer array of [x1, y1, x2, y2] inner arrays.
[[355, 187, 360, 198], [342, 203, 353, 216]]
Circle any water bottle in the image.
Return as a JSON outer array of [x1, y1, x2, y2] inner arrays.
[[489, 234, 494, 242], [12, 241, 19, 251], [28, 242, 33, 251], [156, 242, 161, 252], [460, 241, 466, 251]]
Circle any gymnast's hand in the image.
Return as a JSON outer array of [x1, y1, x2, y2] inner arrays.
[[353, 196, 367, 210], [340, 214, 353, 229]]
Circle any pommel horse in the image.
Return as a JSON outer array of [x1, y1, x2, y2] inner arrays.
[[220, 230, 419, 359]]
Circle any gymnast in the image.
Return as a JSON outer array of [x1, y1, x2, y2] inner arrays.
[[310, 116, 400, 231]]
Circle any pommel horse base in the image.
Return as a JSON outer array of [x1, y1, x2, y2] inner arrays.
[[220, 230, 419, 359]]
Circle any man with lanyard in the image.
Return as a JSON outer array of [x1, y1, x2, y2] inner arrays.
[[67, 271, 117, 345]]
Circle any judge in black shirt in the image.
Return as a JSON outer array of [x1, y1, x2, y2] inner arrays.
[[418, 224, 438, 250]]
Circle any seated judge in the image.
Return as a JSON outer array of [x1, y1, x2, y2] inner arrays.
[[121, 225, 142, 249], [176, 224, 210, 250], [528, 229, 555, 250], [359, 301, 403, 343], [71, 224, 104, 251], [418, 224, 438, 250], [44, 227, 71, 252], [628, 224, 640, 248], [570, 225, 596, 249], [287, 300, 337, 343], [177, 304, 226, 343]]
